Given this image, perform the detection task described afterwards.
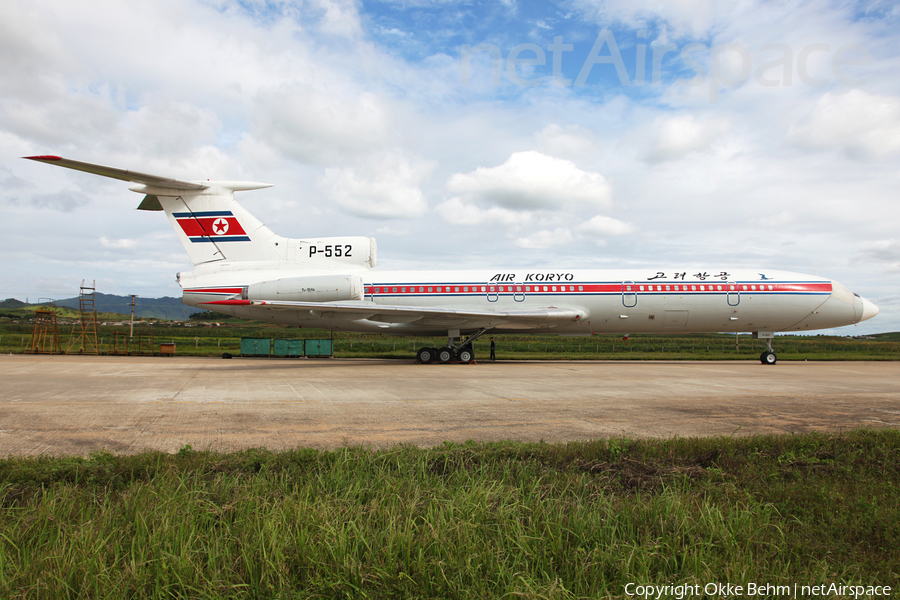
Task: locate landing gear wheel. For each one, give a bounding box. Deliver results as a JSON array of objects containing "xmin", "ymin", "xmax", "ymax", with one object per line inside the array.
[
  {"xmin": 457, "ymin": 346, "xmax": 475, "ymax": 364},
  {"xmin": 417, "ymin": 347, "xmax": 436, "ymax": 364},
  {"xmin": 437, "ymin": 347, "xmax": 454, "ymax": 363},
  {"xmin": 760, "ymin": 351, "xmax": 777, "ymax": 365}
]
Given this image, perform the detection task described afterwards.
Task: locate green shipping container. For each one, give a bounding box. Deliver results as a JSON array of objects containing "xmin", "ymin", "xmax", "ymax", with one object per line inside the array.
[
  {"xmin": 305, "ymin": 339, "xmax": 333, "ymax": 357},
  {"xmin": 240, "ymin": 338, "xmax": 271, "ymax": 356},
  {"xmin": 273, "ymin": 339, "xmax": 305, "ymax": 357}
]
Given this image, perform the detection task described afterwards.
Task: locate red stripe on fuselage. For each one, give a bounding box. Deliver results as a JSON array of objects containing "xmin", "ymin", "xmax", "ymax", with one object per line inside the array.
[
  {"xmin": 200, "ymin": 299, "xmax": 252, "ymax": 305},
  {"xmin": 185, "ymin": 288, "xmax": 244, "ymax": 294},
  {"xmin": 362, "ymin": 282, "xmax": 833, "ymax": 295}
]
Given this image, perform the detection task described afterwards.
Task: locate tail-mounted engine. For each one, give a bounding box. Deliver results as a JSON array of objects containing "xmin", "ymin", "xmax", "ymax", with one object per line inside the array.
[{"xmin": 243, "ymin": 275, "xmax": 364, "ymax": 303}]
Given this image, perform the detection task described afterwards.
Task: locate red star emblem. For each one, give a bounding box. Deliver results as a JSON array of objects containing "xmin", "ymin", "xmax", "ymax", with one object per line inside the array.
[{"xmin": 212, "ymin": 218, "xmax": 229, "ymax": 235}]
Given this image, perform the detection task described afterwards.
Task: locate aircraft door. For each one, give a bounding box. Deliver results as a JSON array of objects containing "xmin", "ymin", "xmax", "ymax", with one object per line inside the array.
[
  {"xmin": 514, "ymin": 282, "xmax": 525, "ymax": 302},
  {"xmin": 726, "ymin": 280, "xmax": 740, "ymax": 306},
  {"xmin": 486, "ymin": 283, "xmax": 498, "ymax": 302},
  {"xmin": 622, "ymin": 281, "xmax": 637, "ymax": 307}
]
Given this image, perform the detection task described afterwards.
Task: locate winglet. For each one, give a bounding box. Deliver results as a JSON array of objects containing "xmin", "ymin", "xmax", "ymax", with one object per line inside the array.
[{"xmin": 24, "ymin": 155, "xmax": 63, "ymax": 161}]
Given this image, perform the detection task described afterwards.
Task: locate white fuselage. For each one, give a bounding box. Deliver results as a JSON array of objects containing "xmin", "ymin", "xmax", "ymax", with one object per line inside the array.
[
  {"xmin": 180, "ymin": 263, "xmax": 872, "ymax": 337},
  {"xmin": 23, "ymin": 156, "xmax": 878, "ymax": 343}
]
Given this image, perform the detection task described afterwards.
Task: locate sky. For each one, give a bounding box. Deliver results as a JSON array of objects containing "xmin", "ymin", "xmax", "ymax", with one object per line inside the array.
[{"xmin": 1, "ymin": 0, "xmax": 897, "ymax": 335}]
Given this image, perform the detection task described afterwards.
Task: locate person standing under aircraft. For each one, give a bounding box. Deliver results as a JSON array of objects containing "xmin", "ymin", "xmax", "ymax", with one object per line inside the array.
[{"xmin": 490, "ymin": 337, "xmax": 496, "ymax": 361}]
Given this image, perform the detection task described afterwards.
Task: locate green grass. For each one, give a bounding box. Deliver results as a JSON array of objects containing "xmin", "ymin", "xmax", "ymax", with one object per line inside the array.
[
  {"xmin": 1, "ymin": 430, "xmax": 898, "ymax": 598},
  {"xmin": 2, "ymin": 319, "xmax": 898, "ymax": 360}
]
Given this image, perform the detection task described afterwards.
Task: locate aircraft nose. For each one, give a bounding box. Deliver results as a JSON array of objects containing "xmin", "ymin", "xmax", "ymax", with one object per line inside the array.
[{"xmin": 860, "ymin": 297, "xmax": 879, "ymax": 322}]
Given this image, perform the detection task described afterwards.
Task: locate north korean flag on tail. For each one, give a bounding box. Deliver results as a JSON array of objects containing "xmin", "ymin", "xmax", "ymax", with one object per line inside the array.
[{"xmin": 173, "ymin": 211, "xmax": 251, "ymax": 243}]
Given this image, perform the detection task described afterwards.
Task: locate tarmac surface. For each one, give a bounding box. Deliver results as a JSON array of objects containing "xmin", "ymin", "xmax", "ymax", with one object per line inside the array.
[{"xmin": 1, "ymin": 355, "xmax": 898, "ymax": 456}]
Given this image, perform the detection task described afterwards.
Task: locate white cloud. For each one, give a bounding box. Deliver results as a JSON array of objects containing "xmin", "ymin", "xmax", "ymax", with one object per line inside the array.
[
  {"xmin": 318, "ymin": 152, "xmax": 433, "ymax": 219},
  {"xmin": 515, "ymin": 228, "xmax": 574, "ymax": 249},
  {"xmin": 788, "ymin": 90, "xmax": 900, "ymax": 159},
  {"xmin": 99, "ymin": 237, "xmax": 138, "ymax": 250},
  {"xmin": 376, "ymin": 226, "xmax": 410, "ymax": 236},
  {"xmin": 256, "ymin": 87, "xmax": 392, "ymax": 165},
  {"xmin": 446, "ymin": 151, "xmax": 613, "ymax": 210},
  {"xmin": 572, "ymin": 0, "xmax": 730, "ymax": 39},
  {"xmin": 856, "ymin": 239, "xmax": 900, "ymax": 272},
  {"xmin": 309, "ymin": 0, "xmax": 364, "ymax": 38},
  {"xmin": 645, "ymin": 115, "xmax": 732, "ymax": 162},
  {"xmin": 756, "ymin": 211, "xmax": 797, "ymax": 228},
  {"xmin": 0, "ymin": 164, "xmax": 31, "ymax": 190},
  {"xmin": 434, "ymin": 197, "xmax": 534, "ymax": 227},
  {"xmin": 10, "ymin": 190, "xmax": 90, "ymax": 212},
  {"xmin": 534, "ymin": 124, "xmax": 599, "ymax": 162},
  {"xmin": 123, "ymin": 103, "xmax": 222, "ymax": 158},
  {"xmin": 577, "ymin": 215, "xmax": 636, "ymax": 237}
]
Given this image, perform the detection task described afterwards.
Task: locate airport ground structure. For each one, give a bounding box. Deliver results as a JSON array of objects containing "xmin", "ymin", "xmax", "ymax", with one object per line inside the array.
[
  {"xmin": 2, "ymin": 318, "xmax": 899, "ymax": 361},
  {"xmin": 1, "ymin": 355, "xmax": 897, "ymax": 456}
]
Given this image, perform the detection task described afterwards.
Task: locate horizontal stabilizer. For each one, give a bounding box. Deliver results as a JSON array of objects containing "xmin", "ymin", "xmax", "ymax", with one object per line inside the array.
[
  {"xmin": 25, "ymin": 154, "xmax": 281, "ymax": 265},
  {"xmin": 24, "ymin": 155, "xmax": 209, "ymax": 190}
]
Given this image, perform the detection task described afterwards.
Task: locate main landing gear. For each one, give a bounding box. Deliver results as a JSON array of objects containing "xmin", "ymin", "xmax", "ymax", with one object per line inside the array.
[
  {"xmin": 759, "ymin": 338, "xmax": 777, "ymax": 365},
  {"xmin": 416, "ymin": 328, "xmax": 489, "ymax": 364}
]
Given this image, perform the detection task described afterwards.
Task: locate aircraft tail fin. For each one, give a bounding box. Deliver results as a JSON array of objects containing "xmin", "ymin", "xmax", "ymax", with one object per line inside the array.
[{"xmin": 24, "ymin": 156, "xmax": 283, "ymax": 266}]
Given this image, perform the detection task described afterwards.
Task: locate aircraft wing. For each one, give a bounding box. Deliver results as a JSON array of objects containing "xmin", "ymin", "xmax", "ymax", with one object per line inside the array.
[
  {"xmin": 23, "ymin": 155, "xmax": 209, "ymax": 190},
  {"xmin": 204, "ymin": 298, "xmax": 586, "ymax": 329}
]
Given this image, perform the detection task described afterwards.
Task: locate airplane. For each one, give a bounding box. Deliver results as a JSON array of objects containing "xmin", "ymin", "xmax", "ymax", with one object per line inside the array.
[{"xmin": 24, "ymin": 155, "xmax": 879, "ymax": 365}]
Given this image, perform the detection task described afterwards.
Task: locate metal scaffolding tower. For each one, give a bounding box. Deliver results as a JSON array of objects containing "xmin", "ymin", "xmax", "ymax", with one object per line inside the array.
[
  {"xmin": 27, "ymin": 306, "xmax": 62, "ymax": 354},
  {"xmin": 66, "ymin": 280, "xmax": 100, "ymax": 355},
  {"xmin": 107, "ymin": 331, "xmax": 129, "ymax": 355}
]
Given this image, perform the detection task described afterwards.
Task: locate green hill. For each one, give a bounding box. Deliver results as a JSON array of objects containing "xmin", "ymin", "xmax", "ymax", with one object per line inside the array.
[
  {"xmin": 0, "ymin": 298, "xmax": 28, "ymax": 309},
  {"xmin": 51, "ymin": 293, "xmax": 203, "ymax": 321},
  {"xmin": 3, "ymin": 294, "xmax": 203, "ymax": 321}
]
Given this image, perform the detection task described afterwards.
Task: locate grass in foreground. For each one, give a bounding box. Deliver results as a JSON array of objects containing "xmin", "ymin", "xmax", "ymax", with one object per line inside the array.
[
  {"xmin": 3, "ymin": 322, "xmax": 899, "ymax": 361},
  {"xmin": 1, "ymin": 430, "xmax": 898, "ymax": 598}
]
